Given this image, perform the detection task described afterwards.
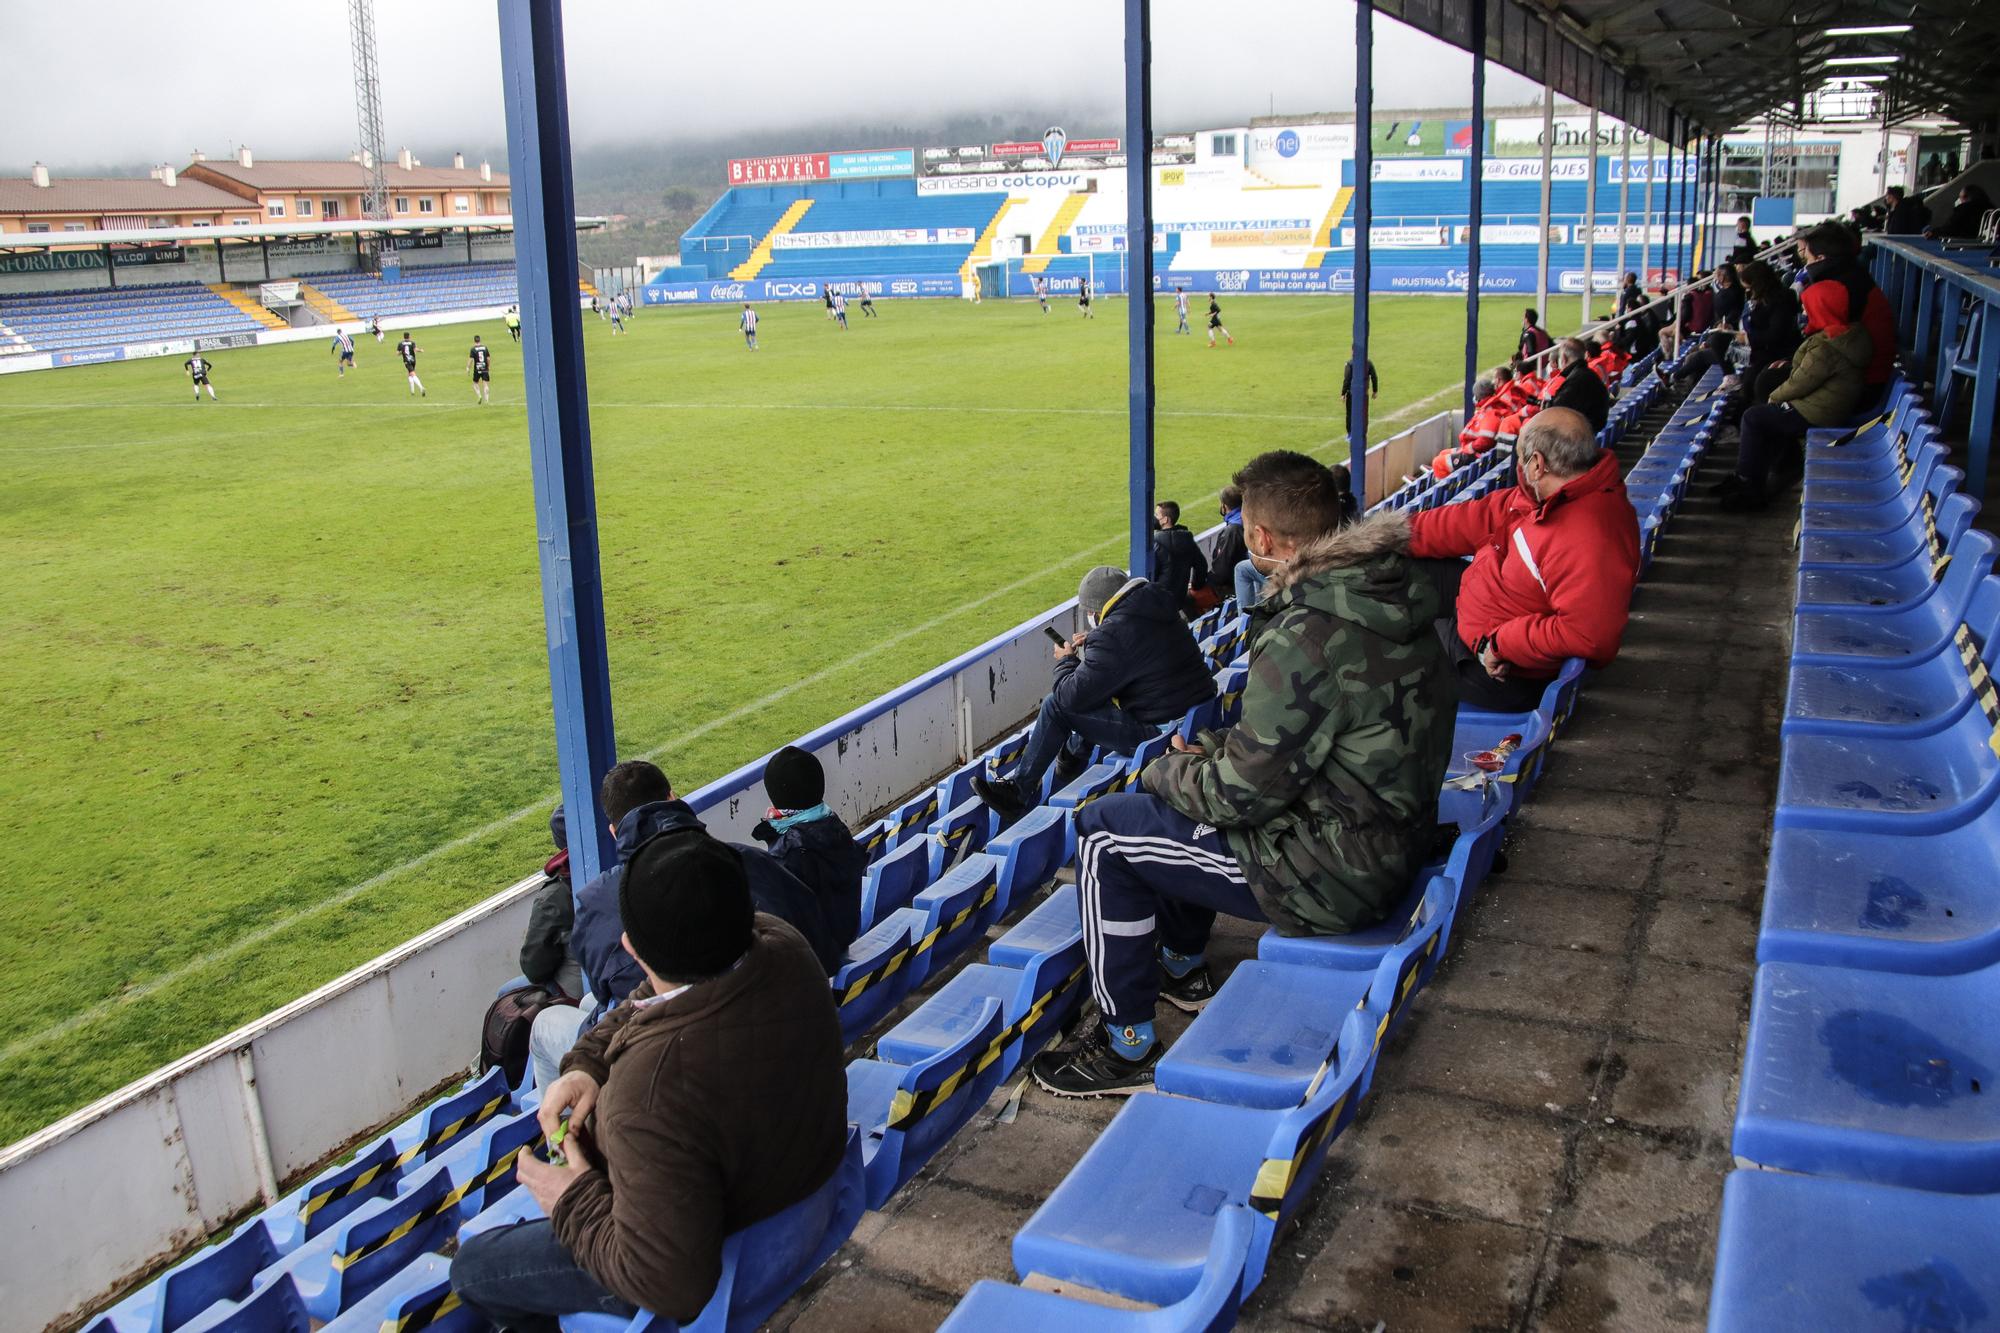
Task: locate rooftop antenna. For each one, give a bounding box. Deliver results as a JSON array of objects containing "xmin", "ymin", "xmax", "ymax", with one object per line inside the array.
[{"xmin": 348, "ymin": 0, "xmax": 392, "ymax": 270}]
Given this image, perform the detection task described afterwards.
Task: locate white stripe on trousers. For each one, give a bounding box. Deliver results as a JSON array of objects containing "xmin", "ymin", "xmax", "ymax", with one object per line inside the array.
[{"xmin": 1079, "ymin": 829, "xmax": 1249, "ymax": 1016}]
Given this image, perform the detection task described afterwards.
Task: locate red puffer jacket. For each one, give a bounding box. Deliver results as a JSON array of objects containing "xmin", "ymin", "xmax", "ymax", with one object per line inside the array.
[{"xmin": 1407, "ymin": 449, "xmax": 1640, "ymax": 676}]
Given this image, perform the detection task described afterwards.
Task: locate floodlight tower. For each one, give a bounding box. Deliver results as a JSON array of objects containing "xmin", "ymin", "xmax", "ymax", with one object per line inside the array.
[{"xmin": 349, "ymin": 0, "xmax": 393, "ymax": 269}]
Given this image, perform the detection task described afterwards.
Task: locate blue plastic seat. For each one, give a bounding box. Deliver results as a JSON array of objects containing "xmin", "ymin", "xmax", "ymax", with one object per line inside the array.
[
  {"xmin": 848, "ymin": 998, "xmax": 1007, "ymax": 1208},
  {"xmin": 1803, "ymin": 414, "xmax": 1933, "ymax": 482},
  {"xmin": 859, "ymin": 835, "xmax": 934, "ymax": 931},
  {"xmin": 1708, "ymin": 1171, "xmax": 2000, "ymax": 1333},
  {"xmin": 989, "ymin": 883, "xmax": 1082, "ymax": 966},
  {"xmin": 1775, "ymin": 703, "xmax": 2000, "ymax": 835},
  {"xmin": 1049, "ymin": 761, "xmax": 1131, "ymax": 813},
  {"xmin": 1801, "ymin": 440, "xmax": 1946, "ymax": 508},
  {"xmin": 940, "ymin": 1205, "xmax": 1253, "ymax": 1332},
  {"xmin": 985, "ymin": 804, "xmax": 1070, "ymax": 915},
  {"xmin": 1797, "ymin": 457, "xmax": 1957, "ymax": 539},
  {"xmin": 1448, "ymin": 708, "xmax": 1554, "ymax": 796},
  {"xmin": 1734, "ymin": 959, "xmax": 2000, "ymax": 1193},
  {"xmin": 906, "ymin": 854, "xmax": 1001, "ymax": 985},
  {"xmin": 927, "ymin": 796, "xmax": 996, "ymax": 878},
  {"xmin": 1795, "ymin": 500, "xmax": 1976, "ymax": 611},
  {"xmin": 1784, "ymin": 580, "xmax": 2000, "ymax": 739},
  {"xmin": 170, "ymin": 1279, "xmax": 311, "ymax": 1333},
  {"xmin": 1790, "ymin": 532, "xmax": 1995, "ymax": 667},
  {"xmin": 855, "ymin": 817, "xmax": 894, "ymax": 865},
  {"xmin": 1798, "ymin": 491, "xmax": 1974, "ymax": 573},
  {"xmin": 889, "ymin": 788, "xmax": 941, "ymax": 849},
  {"xmin": 831, "ymin": 908, "xmax": 922, "ymax": 1043},
  {"xmin": 1155, "ymin": 960, "xmax": 1373, "ymax": 1109},
  {"xmin": 310, "ymin": 1256, "xmax": 475, "ymax": 1333},
  {"xmin": 1011, "ymin": 1009, "xmax": 1372, "ymax": 1305}
]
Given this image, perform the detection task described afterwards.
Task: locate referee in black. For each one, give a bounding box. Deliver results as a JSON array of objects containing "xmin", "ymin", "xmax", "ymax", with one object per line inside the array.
[{"xmin": 1341, "ymin": 344, "xmax": 1378, "ymax": 418}]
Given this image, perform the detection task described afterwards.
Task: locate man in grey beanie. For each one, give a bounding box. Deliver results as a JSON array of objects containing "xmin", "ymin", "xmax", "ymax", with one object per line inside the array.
[{"xmin": 972, "ymin": 564, "xmax": 1217, "ymax": 818}]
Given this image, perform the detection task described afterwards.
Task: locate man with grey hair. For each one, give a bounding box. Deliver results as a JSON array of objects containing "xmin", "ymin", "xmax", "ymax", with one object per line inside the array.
[
  {"xmin": 1408, "ymin": 407, "xmax": 1639, "ymax": 711},
  {"xmin": 1547, "ymin": 337, "xmax": 1611, "ymax": 431},
  {"xmin": 972, "ymin": 565, "xmax": 1217, "ymax": 818}
]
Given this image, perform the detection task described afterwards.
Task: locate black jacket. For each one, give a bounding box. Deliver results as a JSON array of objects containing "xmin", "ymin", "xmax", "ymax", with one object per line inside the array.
[
  {"xmin": 1054, "ymin": 578, "xmax": 1217, "ymax": 725},
  {"xmin": 1207, "ymin": 521, "xmax": 1248, "ymax": 599},
  {"xmin": 1936, "ymin": 191, "xmax": 1993, "ymax": 239},
  {"xmin": 752, "ymin": 812, "xmax": 866, "ymax": 950},
  {"xmin": 1150, "ymin": 524, "xmax": 1209, "ymax": 605},
  {"xmin": 1885, "ymin": 196, "xmax": 1930, "ymax": 236},
  {"xmin": 1341, "ymin": 359, "xmax": 1378, "ymax": 398},
  {"xmin": 1710, "ymin": 284, "xmax": 1744, "ymax": 330},
  {"xmin": 1550, "ymin": 365, "xmax": 1611, "ymax": 431},
  {"xmin": 1744, "ymin": 291, "xmax": 1802, "ymax": 373},
  {"xmin": 571, "ymin": 800, "xmax": 840, "ymax": 1018}
]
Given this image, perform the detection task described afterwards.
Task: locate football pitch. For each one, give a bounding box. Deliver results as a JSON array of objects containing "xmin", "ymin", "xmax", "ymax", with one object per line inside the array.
[{"xmin": 0, "ymin": 293, "xmax": 1522, "ymax": 1134}]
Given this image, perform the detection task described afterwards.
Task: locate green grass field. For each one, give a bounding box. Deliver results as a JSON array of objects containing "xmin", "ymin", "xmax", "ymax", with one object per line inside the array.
[{"xmin": 0, "ymin": 293, "xmax": 1521, "ymax": 1136}]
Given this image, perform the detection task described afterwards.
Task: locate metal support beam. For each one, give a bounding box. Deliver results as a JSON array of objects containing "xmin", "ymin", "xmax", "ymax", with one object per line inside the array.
[
  {"xmin": 1123, "ymin": 0, "xmax": 1156, "ymax": 577},
  {"xmin": 1464, "ymin": 1, "xmax": 1487, "ymax": 418},
  {"xmin": 1642, "ymin": 130, "xmax": 1657, "ymax": 288},
  {"xmin": 1615, "ymin": 122, "xmax": 1630, "ymax": 293},
  {"xmin": 497, "ymin": 0, "xmax": 620, "ymax": 888},
  {"xmin": 1349, "ymin": 0, "xmax": 1374, "ymax": 503},
  {"xmin": 1664, "ymin": 115, "xmax": 1680, "ymax": 283},
  {"xmin": 1581, "ymin": 99, "xmax": 1600, "ymax": 325},
  {"xmin": 1535, "ymin": 27, "xmax": 1555, "ymax": 320}
]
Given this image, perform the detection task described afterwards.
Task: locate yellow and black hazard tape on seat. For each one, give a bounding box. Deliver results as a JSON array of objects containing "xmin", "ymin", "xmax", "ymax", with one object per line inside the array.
[
  {"xmin": 1825, "ymin": 410, "xmax": 1895, "ymax": 450},
  {"xmin": 885, "ymin": 963, "xmax": 1086, "ymax": 1133},
  {"xmin": 1955, "ymin": 623, "xmax": 2000, "ymax": 758},
  {"xmin": 911, "ymin": 882, "xmax": 1000, "ymax": 960},
  {"xmin": 383, "ymin": 1284, "xmax": 462, "ymax": 1333},
  {"xmin": 301, "ymin": 1093, "xmax": 508, "ymax": 1224},
  {"xmin": 898, "ymin": 795, "xmax": 939, "ymax": 838},
  {"xmin": 840, "ymin": 938, "xmax": 916, "ymax": 1008},
  {"xmin": 861, "ymin": 824, "xmax": 893, "ymax": 859},
  {"xmin": 334, "ymin": 1135, "xmax": 541, "ymax": 1272},
  {"xmin": 1247, "ymin": 1084, "xmax": 1356, "ymax": 1219}
]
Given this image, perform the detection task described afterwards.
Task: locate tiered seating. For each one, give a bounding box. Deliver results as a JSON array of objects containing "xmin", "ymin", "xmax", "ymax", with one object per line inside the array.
[
  {"xmin": 302, "ymin": 262, "xmax": 521, "ymax": 321},
  {"xmin": 0, "ymin": 282, "xmax": 264, "ymax": 355},
  {"xmin": 758, "ymin": 192, "xmax": 1009, "ymax": 280},
  {"xmin": 1711, "ymin": 367, "xmax": 2000, "ymax": 1329}
]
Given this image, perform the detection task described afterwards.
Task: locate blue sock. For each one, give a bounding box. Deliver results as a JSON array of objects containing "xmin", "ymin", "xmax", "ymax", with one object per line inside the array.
[
  {"xmin": 1161, "ymin": 947, "xmax": 1205, "ymax": 979},
  {"xmin": 1106, "ymin": 1020, "xmax": 1156, "ymax": 1058}
]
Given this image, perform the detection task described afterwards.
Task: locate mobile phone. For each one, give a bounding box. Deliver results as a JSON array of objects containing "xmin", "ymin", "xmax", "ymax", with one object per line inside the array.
[{"xmin": 1043, "ymin": 626, "xmax": 1067, "ymax": 646}]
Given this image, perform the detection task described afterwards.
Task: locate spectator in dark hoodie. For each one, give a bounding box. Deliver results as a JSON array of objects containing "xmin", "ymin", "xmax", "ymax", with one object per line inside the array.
[
  {"xmin": 1883, "ymin": 186, "xmax": 1930, "ymax": 236},
  {"xmin": 1149, "ymin": 500, "xmax": 1210, "ymax": 616},
  {"xmin": 750, "ymin": 745, "xmax": 864, "ymax": 948},
  {"xmin": 972, "ymin": 565, "xmax": 1217, "ymax": 818},
  {"xmin": 531, "ymin": 761, "xmax": 840, "ymax": 1087},
  {"xmin": 519, "ymin": 809, "xmax": 581, "ymax": 998},
  {"xmin": 1207, "ymin": 484, "xmax": 1250, "ymax": 607},
  {"xmin": 1797, "ymin": 222, "xmax": 1896, "ymax": 403}
]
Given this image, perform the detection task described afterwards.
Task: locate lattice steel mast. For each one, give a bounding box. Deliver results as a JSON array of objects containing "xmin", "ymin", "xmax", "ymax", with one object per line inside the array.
[{"xmin": 349, "ymin": 0, "xmax": 392, "ymax": 269}]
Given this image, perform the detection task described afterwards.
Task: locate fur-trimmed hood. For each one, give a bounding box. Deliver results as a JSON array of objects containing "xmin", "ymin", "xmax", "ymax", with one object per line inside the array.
[{"xmin": 1264, "ymin": 509, "xmax": 1412, "ymax": 596}]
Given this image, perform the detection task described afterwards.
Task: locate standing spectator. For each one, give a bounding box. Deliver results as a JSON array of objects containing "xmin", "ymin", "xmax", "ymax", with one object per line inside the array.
[
  {"xmin": 1883, "ymin": 186, "xmax": 1930, "ymax": 236},
  {"xmin": 452, "ymin": 830, "xmax": 847, "ymax": 1332},
  {"xmin": 1408, "ymin": 408, "xmax": 1639, "ymax": 710},
  {"xmin": 750, "ymin": 745, "xmax": 865, "ymax": 949},
  {"xmin": 1206, "ymin": 485, "xmax": 1249, "ymax": 607},
  {"xmin": 1518, "ymin": 308, "xmax": 1553, "ymax": 361},
  {"xmin": 1341, "ymin": 345, "xmax": 1378, "ymax": 420},
  {"xmin": 1727, "ymin": 215, "xmax": 1758, "ymax": 264},
  {"xmin": 1616, "ymin": 272, "xmax": 1646, "ymax": 317},
  {"xmin": 971, "ymin": 566, "xmax": 1216, "ymax": 818},
  {"xmin": 1720, "ymin": 283, "xmax": 1873, "ymax": 511},
  {"xmin": 1150, "ymin": 500, "xmax": 1210, "ymax": 615},
  {"xmin": 1028, "ymin": 453, "xmax": 1453, "ymax": 1096}
]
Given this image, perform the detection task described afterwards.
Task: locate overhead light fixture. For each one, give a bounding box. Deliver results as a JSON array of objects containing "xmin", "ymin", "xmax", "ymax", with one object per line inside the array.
[
  {"xmin": 1824, "ymin": 23, "xmax": 1911, "ymax": 36},
  {"xmin": 1826, "ymin": 54, "xmax": 1899, "ymax": 64},
  {"xmin": 1825, "ymin": 73, "xmax": 1889, "ymax": 82}
]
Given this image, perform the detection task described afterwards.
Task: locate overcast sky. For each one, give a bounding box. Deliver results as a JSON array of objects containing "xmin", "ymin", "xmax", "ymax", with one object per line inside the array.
[{"xmin": 4, "ymin": 1, "xmax": 1548, "ymax": 171}]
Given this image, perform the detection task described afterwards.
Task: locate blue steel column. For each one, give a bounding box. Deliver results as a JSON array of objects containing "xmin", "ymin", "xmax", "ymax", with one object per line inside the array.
[
  {"xmin": 1463, "ymin": 0, "xmax": 1487, "ymax": 418},
  {"xmin": 1663, "ymin": 117, "xmax": 1679, "ymax": 283},
  {"xmin": 1349, "ymin": 0, "xmax": 1374, "ymax": 504},
  {"xmin": 497, "ymin": 0, "xmax": 620, "ymax": 887},
  {"xmin": 1123, "ymin": 0, "xmax": 1156, "ymax": 578}
]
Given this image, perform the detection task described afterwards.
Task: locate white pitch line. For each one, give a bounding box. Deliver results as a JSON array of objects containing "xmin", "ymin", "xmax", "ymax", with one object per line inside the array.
[{"xmin": 0, "ymin": 383, "xmax": 1459, "ymax": 1062}]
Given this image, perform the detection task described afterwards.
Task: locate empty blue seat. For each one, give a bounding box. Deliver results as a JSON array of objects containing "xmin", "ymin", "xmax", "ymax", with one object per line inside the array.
[
  {"xmin": 1049, "ymin": 762, "xmax": 1130, "ymax": 812},
  {"xmin": 170, "ymin": 1279, "xmax": 311, "ymax": 1333},
  {"xmin": 310, "ymin": 1256, "xmax": 475, "ymax": 1333},
  {"xmin": 989, "ymin": 883, "xmax": 1083, "ymax": 968},
  {"xmin": 1790, "ymin": 532, "xmax": 1995, "ymax": 667},
  {"xmin": 1775, "ymin": 703, "xmax": 2000, "ymax": 836},
  {"xmin": 1735, "ymin": 958, "xmax": 2000, "ymax": 1193},
  {"xmin": 1798, "ymin": 491, "xmax": 1973, "ymax": 573},
  {"xmin": 1011, "ymin": 1010, "xmax": 1372, "ymax": 1305},
  {"xmin": 1785, "ymin": 580, "xmax": 2000, "ymax": 740},
  {"xmin": 1797, "ymin": 457, "xmax": 1957, "ymax": 540},
  {"xmin": 928, "ymin": 795, "xmax": 996, "ymax": 879},
  {"xmin": 1708, "ymin": 1171, "xmax": 2000, "ymax": 1333},
  {"xmin": 1155, "ymin": 961, "xmax": 1372, "ymax": 1109},
  {"xmin": 1801, "ymin": 440, "xmax": 1947, "ymax": 508},
  {"xmin": 859, "ymin": 835, "xmax": 933, "ymax": 931},
  {"xmin": 856, "ymin": 817, "xmax": 894, "ymax": 864},
  {"xmin": 831, "ymin": 908, "xmax": 923, "ymax": 1043},
  {"xmin": 985, "ymin": 804, "xmax": 1070, "ymax": 916},
  {"xmin": 906, "ymin": 854, "xmax": 1001, "ymax": 985},
  {"xmin": 889, "ymin": 788, "xmax": 941, "ymax": 849},
  {"xmin": 847, "ymin": 998, "xmax": 1007, "ymax": 1208},
  {"xmin": 940, "ymin": 1204, "xmax": 1254, "ymax": 1331}
]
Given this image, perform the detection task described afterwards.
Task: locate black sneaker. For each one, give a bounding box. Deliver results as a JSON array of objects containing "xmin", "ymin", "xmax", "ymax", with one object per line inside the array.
[
  {"xmin": 1031, "ymin": 1026, "xmax": 1161, "ymax": 1098},
  {"xmin": 971, "ymin": 774, "xmax": 1031, "ymax": 819},
  {"xmin": 1160, "ymin": 962, "xmax": 1217, "ymax": 1013}
]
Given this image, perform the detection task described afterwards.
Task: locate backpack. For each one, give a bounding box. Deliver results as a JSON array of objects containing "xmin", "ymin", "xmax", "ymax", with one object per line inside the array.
[{"xmin": 479, "ymin": 984, "xmax": 577, "ymax": 1088}]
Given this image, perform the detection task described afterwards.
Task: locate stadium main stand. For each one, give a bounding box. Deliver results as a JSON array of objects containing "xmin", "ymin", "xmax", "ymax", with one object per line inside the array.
[
  {"xmin": 301, "ymin": 261, "xmax": 525, "ymax": 323},
  {"xmin": 0, "ymin": 282, "xmax": 269, "ymax": 355}
]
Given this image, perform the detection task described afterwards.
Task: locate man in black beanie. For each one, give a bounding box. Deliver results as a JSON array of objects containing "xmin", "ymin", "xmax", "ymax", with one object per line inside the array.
[
  {"xmin": 751, "ymin": 745, "xmax": 866, "ymax": 948},
  {"xmin": 453, "ymin": 828, "xmax": 847, "ymax": 1331}
]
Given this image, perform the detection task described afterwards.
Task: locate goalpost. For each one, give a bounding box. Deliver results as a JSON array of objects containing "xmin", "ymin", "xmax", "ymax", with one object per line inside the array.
[{"xmin": 997, "ymin": 249, "xmax": 1127, "ymax": 299}]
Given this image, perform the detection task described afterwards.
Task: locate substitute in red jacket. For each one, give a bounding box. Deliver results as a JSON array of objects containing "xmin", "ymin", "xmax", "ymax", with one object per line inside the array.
[{"xmin": 1408, "ymin": 407, "xmax": 1640, "ymax": 711}]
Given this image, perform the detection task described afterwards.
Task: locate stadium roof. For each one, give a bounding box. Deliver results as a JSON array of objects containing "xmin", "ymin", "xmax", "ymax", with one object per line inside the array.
[
  {"xmin": 186, "ymin": 158, "xmax": 509, "ymax": 192},
  {"xmin": 0, "ymin": 175, "xmax": 245, "ymax": 216},
  {"xmin": 1378, "ymin": 0, "xmax": 1998, "ymax": 140},
  {"xmin": 0, "ymin": 214, "xmax": 607, "ymax": 251}
]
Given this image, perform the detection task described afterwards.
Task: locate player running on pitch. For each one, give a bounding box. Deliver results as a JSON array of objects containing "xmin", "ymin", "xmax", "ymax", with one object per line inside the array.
[
  {"xmin": 1174, "ymin": 287, "xmax": 1191, "ymax": 334},
  {"xmin": 832, "ymin": 289, "xmax": 849, "ymax": 331},
  {"xmin": 740, "ymin": 302, "xmax": 759, "ymax": 350},
  {"xmin": 1035, "ymin": 275, "xmax": 1050, "ymax": 313},
  {"xmin": 397, "ymin": 333, "xmax": 427, "ymax": 396},
  {"xmin": 467, "ymin": 334, "xmax": 493, "ymax": 404},
  {"xmin": 1078, "ymin": 275, "xmax": 1094, "ymax": 319},
  {"xmin": 1206, "ymin": 293, "xmax": 1234, "ymax": 347},
  {"xmin": 183, "ymin": 348, "xmax": 218, "ymax": 402},
  {"xmin": 330, "ymin": 327, "xmax": 357, "ymax": 376},
  {"xmin": 859, "ymin": 288, "xmax": 877, "ymax": 318},
  {"xmin": 504, "ymin": 306, "xmax": 521, "ymax": 341},
  {"xmin": 609, "ymin": 299, "xmax": 625, "ymax": 335},
  {"xmin": 369, "ymin": 314, "xmax": 384, "ymax": 343}
]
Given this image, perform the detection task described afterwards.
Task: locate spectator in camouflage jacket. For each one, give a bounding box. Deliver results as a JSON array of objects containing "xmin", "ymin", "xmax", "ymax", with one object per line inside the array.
[{"xmin": 1030, "ymin": 450, "xmax": 1454, "ymax": 1100}]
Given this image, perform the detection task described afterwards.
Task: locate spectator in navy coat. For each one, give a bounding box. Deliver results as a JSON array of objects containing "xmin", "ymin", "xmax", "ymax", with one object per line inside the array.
[{"xmin": 750, "ymin": 746, "xmax": 865, "ymax": 949}]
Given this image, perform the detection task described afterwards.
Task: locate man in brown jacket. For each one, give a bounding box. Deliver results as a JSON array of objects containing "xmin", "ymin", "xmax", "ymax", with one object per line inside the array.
[{"xmin": 451, "ymin": 827, "xmax": 848, "ymax": 1331}]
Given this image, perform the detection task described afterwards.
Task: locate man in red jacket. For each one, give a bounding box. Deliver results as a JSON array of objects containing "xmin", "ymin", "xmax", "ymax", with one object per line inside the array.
[{"xmin": 1408, "ymin": 407, "xmax": 1640, "ymax": 711}]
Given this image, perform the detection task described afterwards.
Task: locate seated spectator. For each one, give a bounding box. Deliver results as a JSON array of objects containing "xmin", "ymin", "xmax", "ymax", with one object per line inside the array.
[
  {"xmin": 1727, "ymin": 215, "xmax": 1758, "ymax": 264},
  {"xmin": 972, "ymin": 565, "xmax": 1216, "ymax": 818},
  {"xmin": 1408, "ymin": 408, "xmax": 1639, "ymax": 711},
  {"xmin": 1732, "ymin": 260, "xmax": 1802, "ymax": 406},
  {"xmin": 1208, "ymin": 484, "xmax": 1250, "ymax": 608},
  {"xmin": 1587, "ymin": 337, "xmax": 1630, "ymax": 386},
  {"xmin": 1547, "ymin": 338, "xmax": 1611, "ymax": 431},
  {"xmin": 1709, "ymin": 264, "xmax": 1744, "ymax": 330},
  {"xmin": 750, "ymin": 745, "xmax": 865, "ymax": 948},
  {"xmin": 1149, "ymin": 500, "xmax": 1210, "ymax": 616},
  {"xmin": 1507, "ymin": 356, "xmax": 1546, "ymax": 414},
  {"xmin": 452, "ymin": 829, "xmax": 847, "ymax": 1332},
  {"xmin": 1029, "ymin": 451, "xmax": 1452, "ymax": 1096},
  {"xmin": 1518, "ymin": 307, "xmax": 1553, "ymax": 361},
  {"xmin": 1883, "ymin": 185, "xmax": 1930, "ymax": 236},
  {"xmin": 1927, "ymin": 183, "xmax": 1994, "ymax": 240},
  {"xmin": 521, "ymin": 809, "xmax": 582, "ymax": 998},
  {"xmin": 1432, "ymin": 376, "xmax": 1514, "ymax": 478},
  {"xmin": 534, "ymin": 762, "xmax": 840, "ymax": 1088},
  {"xmin": 1720, "ymin": 283, "xmax": 1873, "ymax": 512},
  {"xmin": 1797, "ymin": 221, "xmax": 1896, "ymax": 401}
]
